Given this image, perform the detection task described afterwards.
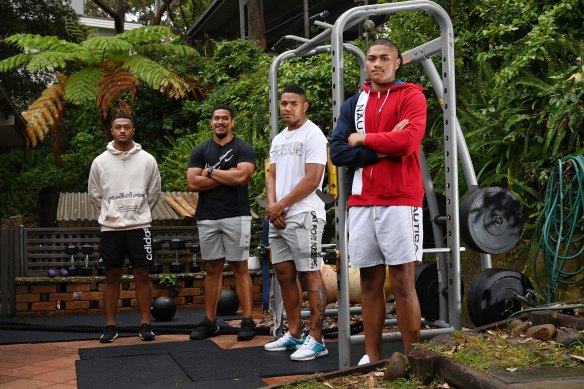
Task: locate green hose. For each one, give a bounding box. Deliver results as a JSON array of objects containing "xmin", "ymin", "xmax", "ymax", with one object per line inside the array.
[{"xmin": 532, "ymin": 155, "xmax": 584, "ymax": 303}]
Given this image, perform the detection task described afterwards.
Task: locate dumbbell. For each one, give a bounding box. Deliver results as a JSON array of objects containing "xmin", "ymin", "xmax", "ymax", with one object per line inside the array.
[
  {"xmin": 149, "ymin": 238, "xmax": 164, "ymax": 274},
  {"xmin": 65, "ymin": 244, "xmax": 79, "ymax": 276},
  {"xmin": 169, "ymin": 238, "xmax": 185, "ymax": 273},
  {"xmin": 79, "ymin": 244, "xmax": 94, "ymax": 276},
  {"xmin": 189, "ymin": 242, "xmax": 201, "ymax": 273}
]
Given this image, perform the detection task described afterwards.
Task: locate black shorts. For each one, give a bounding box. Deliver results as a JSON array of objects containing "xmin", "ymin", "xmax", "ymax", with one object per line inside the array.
[{"xmin": 99, "ymin": 228, "xmax": 153, "ymax": 269}]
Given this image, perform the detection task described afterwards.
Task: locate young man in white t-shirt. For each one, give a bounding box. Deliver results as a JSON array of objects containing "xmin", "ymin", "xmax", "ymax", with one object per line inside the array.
[{"xmin": 264, "ymin": 85, "xmax": 329, "ymax": 361}]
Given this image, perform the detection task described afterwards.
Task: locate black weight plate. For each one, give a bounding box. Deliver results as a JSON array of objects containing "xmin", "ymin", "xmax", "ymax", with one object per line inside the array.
[
  {"xmin": 422, "ymin": 192, "xmax": 447, "ymax": 249},
  {"xmin": 467, "ymin": 268, "xmax": 502, "ymax": 326},
  {"xmin": 460, "ymin": 187, "xmax": 524, "ymax": 254},
  {"xmin": 415, "ymin": 262, "xmax": 438, "ymax": 320},
  {"xmin": 472, "ymin": 269, "xmax": 533, "ymax": 326},
  {"xmin": 416, "ymin": 261, "xmax": 464, "ymax": 321}
]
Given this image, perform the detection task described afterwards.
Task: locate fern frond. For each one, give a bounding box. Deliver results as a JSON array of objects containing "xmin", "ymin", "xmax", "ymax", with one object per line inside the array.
[
  {"xmin": 122, "ymin": 55, "xmax": 190, "ymax": 99},
  {"xmin": 22, "ymin": 81, "xmax": 67, "ymax": 147},
  {"xmin": 65, "ymin": 67, "xmax": 103, "ymax": 103},
  {"xmin": 81, "ymin": 37, "xmax": 133, "ymax": 54},
  {"xmin": 26, "ymin": 52, "xmax": 78, "ymax": 72},
  {"xmin": 65, "ymin": 17, "xmax": 88, "ymax": 43},
  {"xmin": 0, "ymin": 53, "xmax": 34, "ymax": 72},
  {"xmin": 116, "ymin": 26, "xmax": 177, "ymax": 44},
  {"xmin": 4, "ymin": 34, "xmax": 79, "ymax": 52},
  {"xmin": 136, "ymin": 43, "xmax": 198, "ymax": 57},
  {"xmin": 96, "ymin": 65, "xmax": 141, "ymax": 118}
]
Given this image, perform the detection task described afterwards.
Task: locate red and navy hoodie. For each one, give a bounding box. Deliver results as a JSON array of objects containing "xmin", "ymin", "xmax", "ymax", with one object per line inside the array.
[{"xmin": 330, "ymin": 81, "xmax": 427, "ymax": 207}]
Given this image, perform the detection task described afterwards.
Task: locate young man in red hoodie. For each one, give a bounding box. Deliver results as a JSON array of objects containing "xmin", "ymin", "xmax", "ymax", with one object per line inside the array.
[{"xmin": 330, "ymin": 38, "xmax": 426, "ymax": 364}]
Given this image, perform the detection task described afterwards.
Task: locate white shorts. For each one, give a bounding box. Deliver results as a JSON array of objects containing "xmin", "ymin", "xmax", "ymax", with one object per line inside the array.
[
  {"xmin": 197, "ymin": 216, "xmax": 251, "ymax": 261},
  {"xmin": 348, "ymin": 206, "xmax": 423, "ymax": 268},
  {"xmin": 269, "ymin": 211, "xmax": 325, "ymax": 272}
]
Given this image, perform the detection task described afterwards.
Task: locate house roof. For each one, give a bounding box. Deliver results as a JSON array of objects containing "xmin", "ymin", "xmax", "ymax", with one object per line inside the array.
[
  {"xmin": 56, "ymin": 192, "xmax": 198, "ymax": 227},
  {"xmin": 187, "ymin": 0, "xmax": 379, "ymax": 51}
]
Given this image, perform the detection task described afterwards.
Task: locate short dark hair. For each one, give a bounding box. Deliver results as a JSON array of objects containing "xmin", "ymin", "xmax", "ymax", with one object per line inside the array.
[
  {"xmin": 110, "ymin": 113, "xmax": 134, "ymax": 127},
  {"xmin": 368, "ymin": 38, "xmax": 402, "ymax": 74},
  {"xmin": 281, "ymin": 84, "xmax": 306, "ymax": 99},
  {"xmin": 212, "ymin": 104, "xmax": 234, "ymax": 119}
]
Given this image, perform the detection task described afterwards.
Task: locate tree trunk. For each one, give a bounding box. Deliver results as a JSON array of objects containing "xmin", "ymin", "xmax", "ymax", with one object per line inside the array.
[{"xmin": 91, "ymin": 0, "xmax": 129, "ymax": 34}]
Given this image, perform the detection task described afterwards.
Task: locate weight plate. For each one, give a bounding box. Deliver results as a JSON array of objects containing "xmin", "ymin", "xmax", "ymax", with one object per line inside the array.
[
  {"xmin": 468, "ymin": 269, "xmax": 533, "ymax": 327},
  {"xmin": 460, "ymin": 187, "xmax": 524, "ymax": 254},
  {"xmin": 423, "ymin": 192, "xmax": 446, "ymax": 249},
  {"xmin": 416, "ymin": 261, "xmax": 464, "ymax": 321},
  {"xmin": 467, "ymin": 268, "xmax": 500, "ymax": 326}
]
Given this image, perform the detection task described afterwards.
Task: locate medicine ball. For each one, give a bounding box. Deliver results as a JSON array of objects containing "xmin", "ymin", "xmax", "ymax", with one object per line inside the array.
[
  {"xmin": 216, "ymin": 289, "xmax": 239, "ymax": 316},
  {"xmin": 151, "ymin": 296, "xmax": 176, "ymax": 321}
]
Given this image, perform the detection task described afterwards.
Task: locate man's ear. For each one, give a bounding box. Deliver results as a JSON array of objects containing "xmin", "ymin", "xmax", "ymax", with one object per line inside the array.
[{"xmin": 303, "ymin": 101, "xmax": 309, "ymax": 113}]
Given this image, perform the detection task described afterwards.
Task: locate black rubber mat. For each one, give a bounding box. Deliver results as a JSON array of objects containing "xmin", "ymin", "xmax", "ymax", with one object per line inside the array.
[
  {"xmin": 0, "ymin": 308, "xmax": 242, "ymax": 344},
  {"xmin": 76, "ymin": 354, "xmax": 192, "ymax": 389},
  {"xmin": 76, "ymin": 338, "xmax": 402, "ymax": 388}
]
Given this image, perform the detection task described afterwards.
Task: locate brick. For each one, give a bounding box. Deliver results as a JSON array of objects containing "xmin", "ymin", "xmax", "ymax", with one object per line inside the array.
[
  {"xmin": 15, "ymin": 303, "xmax": 28, "ymax": 312},
  {"xmin": 179, "ymin": 287, "xmax": 201, "ymax": 297},
  {"xmin": 119, "ymin": 290, "xmax": 136, "ymax": 299},
  {"xmin": 67, "ymin": 300, "xmax": 89, "ymax": 310},
  {"xmin": 83, "ymin": 292, "xmax": 103, "ymax": 301},
  {"xmin": 66, "ymin": 284, "xmax": 91, "ymax": 292},
  {"xmin": 252, "ymin": 285, "xmax": 260, "ymax": 293},
  {"xmin": 50, "ymin": 293, "xmax": 73, "ymax": 301},
  {"xmin": 31, "ymin": 285, "xmax": 57, "ymax": 293},
  {"xmin": 31, "ymin": 302, "xmax": 58, "ymax": 311},
  {"xmin": 173, "ymin": 297, "xmax": 185, "ymax": 305},
  {"xmin": 194, "ymin": 280, "xmax": 204, "ymax": 288},
  {"xmin": 253, "ymin": 294, "xmax": 262, "ymax": 301},
  {"xmin": 16, "ymin": 285, "xmax": 29, "ymax": 294},
  {"xmin": 15, "ymin": 294, "xmax": 40, "ymax": 303},
  {"xmin": 223, "ymin": 278, "xmax": 235, "ymax": 286},
  {"xmin": 194, "ymin": 296, "xmax": 204, "ymax": 305}
]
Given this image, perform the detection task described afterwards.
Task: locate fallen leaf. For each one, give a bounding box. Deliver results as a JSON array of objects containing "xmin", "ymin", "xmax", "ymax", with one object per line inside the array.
[
  {"xmin": 323, "ymin": 382, "xmax": 334, "ymax": 388},
  {"xmin": 506, "ymin": 367, "xmax": 518, "ymax": 372},
  {"xmin": 569, "ymin": 354, "xmax": 584, "ymax": 362}
]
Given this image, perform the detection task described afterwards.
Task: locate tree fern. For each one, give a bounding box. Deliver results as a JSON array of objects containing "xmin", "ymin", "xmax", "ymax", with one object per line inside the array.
[
  {"xmin": 81, "ymin": 37, "xmax": 133, "ymax": 54},
  {"xmin": 136, "ymin": 43, "xmax": 198, "ymax": 57},
  {"xmin": 26, "ymin": 52, "xmax": 76, "ymax": 72},
  {"xmin": 97, "ymin": 66, "xmax": 140, "ymax": 117},
  {"xmin": 65, "ymin": 68, "xmax": 103, "ymax": 103},
  {"xmin": 4, "ymin": 34, "xmax": 79, "ymax": 52},
  {"xmin": 116, "ymin": 26, "xmax": 178, "ymax": 44},
  {"xmin": 22, "ymin": 79, "xmax": 66, "ymax": 148},
  {"xmin": 0, "ymin": 53, "xmax": 33, "ymax": 72}
]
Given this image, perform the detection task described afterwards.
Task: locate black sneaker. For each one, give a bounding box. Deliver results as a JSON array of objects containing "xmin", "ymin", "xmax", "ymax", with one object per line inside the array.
[
  {"xmin": 237, "ymin": 317, "xmax": 256, "ymax": 341},
  {"xmin": 189, "ymin": 317, "xmax": 219, "ymax": 340},
  {"xmin": 139, "ymin": 323, "xmax": 156, "ymax": 341},
  {"xmin": 99, "ymin": 325, "xmax": 118, "ymax": 343}
]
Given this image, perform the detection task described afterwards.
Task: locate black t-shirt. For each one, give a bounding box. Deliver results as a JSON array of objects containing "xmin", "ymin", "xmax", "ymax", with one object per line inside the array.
[{"xmin": 189, "ymin": 136, "xmax": 257, "ymax": 221}]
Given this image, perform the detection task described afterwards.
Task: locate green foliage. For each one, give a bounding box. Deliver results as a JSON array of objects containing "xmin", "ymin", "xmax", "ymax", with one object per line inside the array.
[{"xmin": 65, "ymin": 68, "xmax": 104, "ymax": 103}]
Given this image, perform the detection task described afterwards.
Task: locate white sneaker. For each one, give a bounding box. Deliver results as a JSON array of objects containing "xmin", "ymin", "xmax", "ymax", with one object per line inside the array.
[
  {"xmin": 264, "ymin": 331, "xmax": 305, "ymax": 351},
  {"xmin": 358, "ymin": 354, "xmax": 371, "ymax": 365},
  {"xmin": 290, "ymin": 335, "xmax": 328, "ymax": 361}
]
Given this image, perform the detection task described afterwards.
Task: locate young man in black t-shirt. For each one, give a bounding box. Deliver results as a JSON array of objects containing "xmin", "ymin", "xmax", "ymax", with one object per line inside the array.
[{"xmin": 186, "ymin": 104, "xmax": 257, "ymax": 341}]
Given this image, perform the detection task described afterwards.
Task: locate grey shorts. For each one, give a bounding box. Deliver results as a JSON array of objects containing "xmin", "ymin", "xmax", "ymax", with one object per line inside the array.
[
  {"xmin": 348, "ymin": 206, "xmax": 423, "ymax": 268},
  {"xmin": 197, "ymin": 216, "xmax": 251, "ymax": 261},
  {"xmin": 269, "ymin": 211, "xmax": 325, "ymax": 272}
]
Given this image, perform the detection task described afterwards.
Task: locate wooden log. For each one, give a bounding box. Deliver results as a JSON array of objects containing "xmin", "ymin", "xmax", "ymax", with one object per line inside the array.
[
  {"xmin": 175, "ymin": 196, "xmax": 196, "ymax": 216},
  {"xmin": 163, "ymin": 196, "xmax": 191, "ymax": 218}
]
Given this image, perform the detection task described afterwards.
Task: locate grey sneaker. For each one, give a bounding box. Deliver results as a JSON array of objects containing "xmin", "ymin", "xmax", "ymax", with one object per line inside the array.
[
  {"xmin": 189, "ymin": 317, "xmax": 219, "ymax": 340},
  {"xmin": 237, "ymin": 317, "xmax": 256, "ymax": 341},
  {"xmin": 139, "ymin": 323, "xmax": 156, "ymax": 341},
  {"xmin": 99, "ymin": 325, "xmax": 118, "ymax": 343}
]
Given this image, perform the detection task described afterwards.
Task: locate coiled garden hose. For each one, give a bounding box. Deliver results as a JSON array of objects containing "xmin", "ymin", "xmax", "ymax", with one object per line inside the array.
[{"xmin": 532, "ymin": 155, "xmax": 584, "ymax": 303}]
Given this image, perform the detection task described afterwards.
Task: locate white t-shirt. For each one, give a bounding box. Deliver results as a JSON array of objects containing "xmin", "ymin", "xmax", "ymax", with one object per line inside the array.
[{"xmin": 270, "ymin": 119, "xmax": 328, "ymax": 221}]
